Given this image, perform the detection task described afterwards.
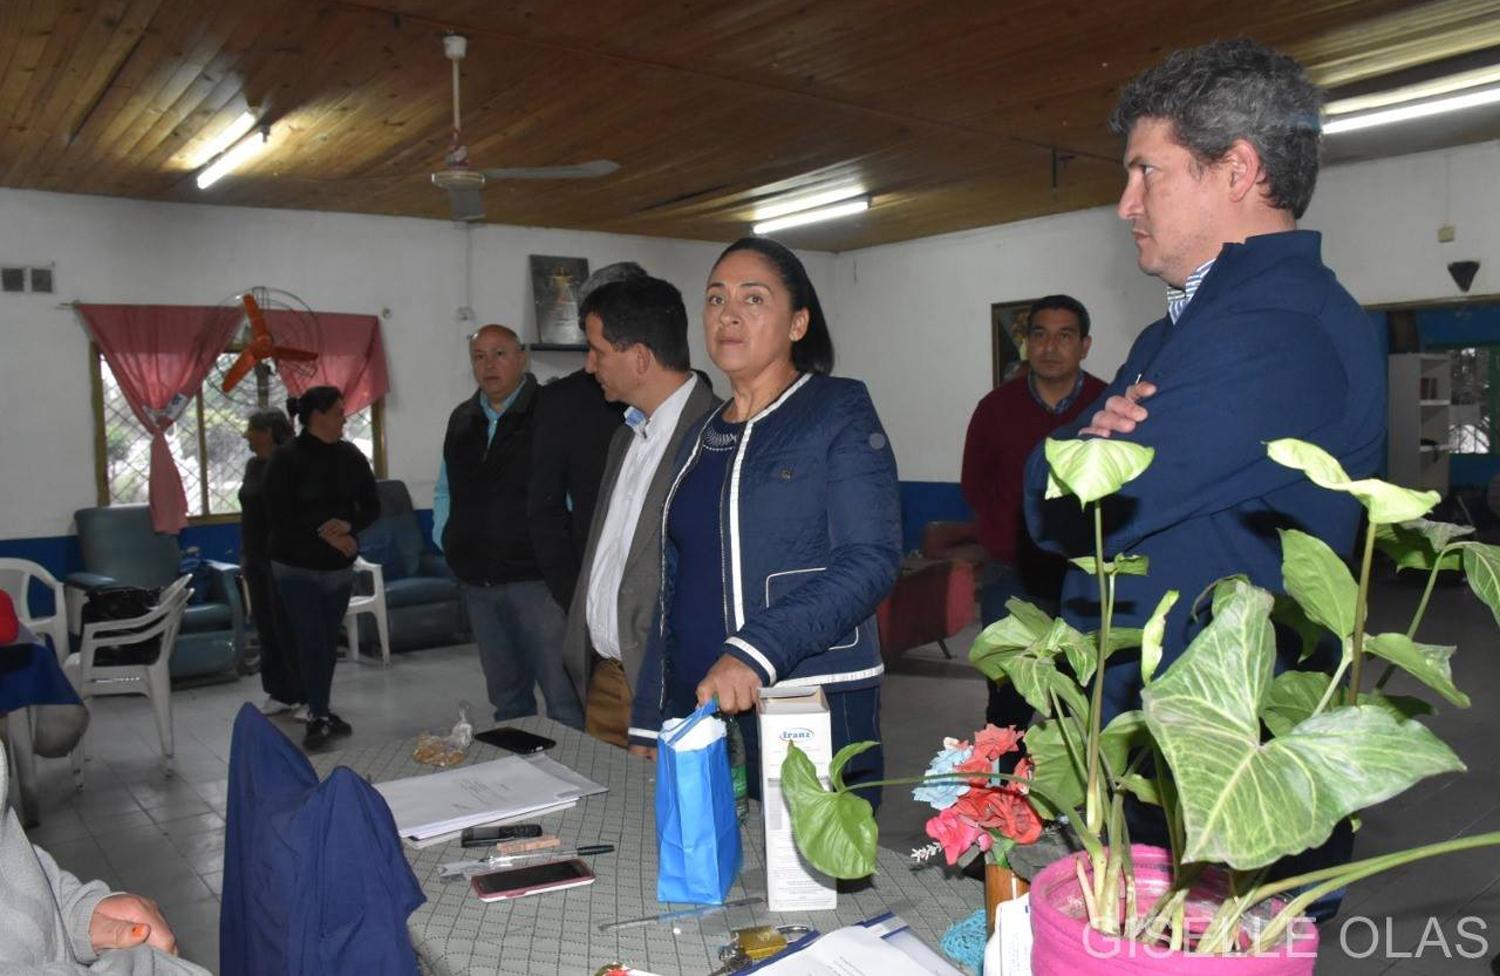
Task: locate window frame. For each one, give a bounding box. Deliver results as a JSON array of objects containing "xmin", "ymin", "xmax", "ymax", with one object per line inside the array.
[{"xmin": 89, "ymin": 341, "xmax": 387, "ymax": 524}]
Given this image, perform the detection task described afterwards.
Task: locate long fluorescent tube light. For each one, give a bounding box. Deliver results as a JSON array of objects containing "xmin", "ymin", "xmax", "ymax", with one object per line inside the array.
[
  {"xmin": 1324, "ymin": 83, "xmax": 1500, "ymax": 135},
  {"xmin": 1325, "ymin": 65, "xmax": 1500, "ymax": 117},
  {"xmin": 196, "ymin": 128, "xmax": 269, "ymax": 189},
  {"xmin": 754, "ymin": 185, "xmax": 866, "ymax": 222},
  {"xmin": 191, "ymin": 111, "xmax": 258, "ymax": 167},
  {"xmin": 753, "ymin": 197, "xmax": 869, "ymax": 235}
]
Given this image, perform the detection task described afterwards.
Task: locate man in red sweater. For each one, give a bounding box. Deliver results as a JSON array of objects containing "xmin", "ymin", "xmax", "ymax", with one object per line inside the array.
[{"xmin": 961, "ymin": 294, "xmax": 1106, "ymax": 728}]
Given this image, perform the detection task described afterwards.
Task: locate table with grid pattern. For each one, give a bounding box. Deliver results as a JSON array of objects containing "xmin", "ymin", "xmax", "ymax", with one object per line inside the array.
[{"xmin": 315, "ymin": 716, "xmax": 979, "ymax": 975}]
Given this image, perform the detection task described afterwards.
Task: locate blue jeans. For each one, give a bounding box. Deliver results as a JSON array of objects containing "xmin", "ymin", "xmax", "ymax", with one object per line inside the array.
[
  {"xmin": 271, "ymin": 563, "xmax": 353, "ymax": 719},
  {"xmin": 462, "ymin": 580, "xmax": 584, "ymax": 729}
]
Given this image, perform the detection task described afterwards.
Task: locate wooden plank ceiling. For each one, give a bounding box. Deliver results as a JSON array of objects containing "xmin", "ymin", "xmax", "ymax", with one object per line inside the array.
[{"xmin": 2, "ymin": 0, "xmax": 1499, "ymax": 251}]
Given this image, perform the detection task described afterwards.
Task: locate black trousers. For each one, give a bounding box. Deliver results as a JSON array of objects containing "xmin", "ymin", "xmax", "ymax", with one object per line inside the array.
[{"xmin": 244, "ymin": 560, "xmax": 304, "ymax": 706}]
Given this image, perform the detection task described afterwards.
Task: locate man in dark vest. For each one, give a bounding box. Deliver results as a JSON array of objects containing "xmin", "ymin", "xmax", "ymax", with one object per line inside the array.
[{"xmin": 434, "ymin": 323, "xmax": 584, "ymax": 728}]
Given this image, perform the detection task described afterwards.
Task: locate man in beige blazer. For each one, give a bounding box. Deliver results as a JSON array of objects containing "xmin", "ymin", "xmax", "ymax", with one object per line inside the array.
[{"xmin": 561, "ymin": 274, "xmax": 718, "ymax": 747}]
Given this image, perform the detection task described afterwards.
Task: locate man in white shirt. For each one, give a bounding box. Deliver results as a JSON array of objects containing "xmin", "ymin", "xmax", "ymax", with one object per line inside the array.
[{"xmin": 560, "ymin": 274, "xmax": 718, "ymax": 747}]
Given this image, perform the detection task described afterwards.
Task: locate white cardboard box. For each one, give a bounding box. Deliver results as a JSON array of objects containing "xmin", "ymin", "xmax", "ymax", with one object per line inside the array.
[{"xmin": 758, "ymin": 686, "xmax": 838, "ymax": 912}]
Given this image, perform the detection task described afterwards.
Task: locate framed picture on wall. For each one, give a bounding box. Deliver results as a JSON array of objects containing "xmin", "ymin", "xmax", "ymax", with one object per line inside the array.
[
  {"xmin": 529, "ymin": 255, "xmax": 590, "ymax": 349},
  {"xmin": 990, "ymin": 298, "xmax": 1040, "ymax": 388}
]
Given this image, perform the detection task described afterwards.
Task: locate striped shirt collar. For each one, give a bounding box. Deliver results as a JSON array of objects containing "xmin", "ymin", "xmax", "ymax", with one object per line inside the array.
[{"xmin": 1166, "ymin": 258, "xmax": 1216, "ymax": 323}]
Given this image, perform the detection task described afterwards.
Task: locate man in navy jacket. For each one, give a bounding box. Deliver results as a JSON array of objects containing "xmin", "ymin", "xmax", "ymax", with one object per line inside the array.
[{"xmin": 1024, "ymin": 39, "xmax": 1386, "ymax": 724}]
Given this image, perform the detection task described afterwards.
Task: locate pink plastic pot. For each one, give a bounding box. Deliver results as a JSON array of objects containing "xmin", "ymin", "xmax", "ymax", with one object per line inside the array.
[{"xmin": 1029, "ymin": 846, "xmax": 1320, "ymax": 975}]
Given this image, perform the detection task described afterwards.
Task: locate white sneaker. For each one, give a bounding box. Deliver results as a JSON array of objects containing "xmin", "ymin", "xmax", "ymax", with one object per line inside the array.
[
  {"xmin": 292, "ymin": 705, "xmax": 311, "ymax": 723},
  {"xmin": 259, "ymin": 697, "xmax": 296, "ymax": 716}
]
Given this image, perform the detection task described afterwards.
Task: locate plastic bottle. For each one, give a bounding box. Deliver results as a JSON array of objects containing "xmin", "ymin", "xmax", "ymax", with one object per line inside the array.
[{"xmin": 725, "ymin": 717, "xmax": 750, "ymax": 823}]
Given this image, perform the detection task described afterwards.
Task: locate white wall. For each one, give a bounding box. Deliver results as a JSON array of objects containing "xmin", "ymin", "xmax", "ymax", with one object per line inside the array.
[
  {"xmin": 0, "ymin": 189, "xmax": 833, "ymax": 540},
  {"xmin": 3, "ymin": 138, "xmax": 1496, "ymax": 537},
  {"xmin": 827, "ymin": 207, "xmax": 1163, "ymax": 483},
  {"xmin": 830, "ymin": 138, "xmax": 1500, "ymax": 483}
]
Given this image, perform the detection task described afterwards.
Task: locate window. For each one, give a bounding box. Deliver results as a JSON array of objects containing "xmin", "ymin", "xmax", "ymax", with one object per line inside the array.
[
  {"xmin": 1449, "ymin": 346, "xmax": 1495, "ymax": 454},
  {"xmin": 91, "ymin": 345, "xmax": 385, "ymax": 520}
]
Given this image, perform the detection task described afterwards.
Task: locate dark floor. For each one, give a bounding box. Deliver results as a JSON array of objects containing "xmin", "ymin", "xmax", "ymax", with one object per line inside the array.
[{"xmin": 8, "ymin": 572, "xmax": 1498, "ymax": 974}]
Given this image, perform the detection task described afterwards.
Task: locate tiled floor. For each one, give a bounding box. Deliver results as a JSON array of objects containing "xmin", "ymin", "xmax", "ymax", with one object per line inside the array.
[{"xmin": 8, "ymin": 570, "xmax": 1499, "ymax": 974}]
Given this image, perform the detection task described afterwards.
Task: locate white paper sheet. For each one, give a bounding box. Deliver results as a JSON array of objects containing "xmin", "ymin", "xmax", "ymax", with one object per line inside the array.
[
  {"xmin": 752, "ymin": 925, "xmax": 941, "ymax": 975},
  {"xmin": 375, "ymin": 753, "xmax": 605, "ymax": 840}
]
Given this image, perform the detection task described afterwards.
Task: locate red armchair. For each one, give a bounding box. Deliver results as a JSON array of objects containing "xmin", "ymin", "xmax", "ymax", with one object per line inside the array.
[{"xmin": 875, "ymin": 521, "xmax": 982, "ymax": 665}]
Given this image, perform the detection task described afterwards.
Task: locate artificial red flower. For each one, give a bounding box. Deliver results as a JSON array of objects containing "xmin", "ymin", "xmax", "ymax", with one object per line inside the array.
[
  {"xmin": 925, "ymin": 807, "xmax": 991, "ymax": 865},
  {"xmin": 952, "ymin": 786, "xmax": 1043, "ymax": 845},
  {"xmin": 972, "ymin": 724, "xmax": 1023, "ymax": 762},
  {"xmin": 1012, "ymin": 756, "xmax": 1034, "ymax": 796},
  {"xmin": 954, "ymin": 752, "xmax": 996, "ymax": 787}
]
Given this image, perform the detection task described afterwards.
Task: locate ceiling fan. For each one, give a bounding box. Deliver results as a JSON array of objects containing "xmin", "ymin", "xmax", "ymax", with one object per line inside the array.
[{"xmin": 431, "ymin": 34, "xmax": 619, "ymax": 222}]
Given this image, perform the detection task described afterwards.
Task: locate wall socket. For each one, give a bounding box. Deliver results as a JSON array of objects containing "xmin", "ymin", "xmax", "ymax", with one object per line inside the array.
[{"xmin": 1438, "ymin": 224, "xmax": 1456, "ymax": 243}]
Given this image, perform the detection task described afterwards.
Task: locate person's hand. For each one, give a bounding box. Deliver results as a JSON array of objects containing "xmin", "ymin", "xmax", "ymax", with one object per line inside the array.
[
  {"xmin": 317, "ymin": 518, "xmax": 352, "ymax": 540},
  {"xmin": 327, "ymin": 534, "xmax": 358, "ymax": 558},
  {"xmin": 696, "ymin": 654, "xmax": 763, "ymax": 715},
  {"xmin": 1080, "ymin": 380, "xmax": 1157, "ymax": 438},
  {"xmin": 90, "ymin": 893, "xmax": 178, "ymax": 956},
  {"xmin": 627, "ymin": 744, "xmax": 657, "ymax": 761}
]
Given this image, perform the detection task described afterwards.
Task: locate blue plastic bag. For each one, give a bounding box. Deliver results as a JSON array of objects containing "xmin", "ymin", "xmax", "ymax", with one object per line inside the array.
[{"xmin": 655, "ymin": 700, "xmax": 743, "ymax": 904}]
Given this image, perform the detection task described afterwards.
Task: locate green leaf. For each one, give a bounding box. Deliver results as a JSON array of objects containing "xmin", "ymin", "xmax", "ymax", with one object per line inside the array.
[
  {"xmin": 1044, "ymin": 437, "xmax": 1155, "ymax": 506},
  {"xmin": 1358, "ymin": 690, "xmax": 1435, "ymax": 723},
  {"xmin": 780, "ymin": 743, "xmax": 878, "ymax": 879},
  {"xmin": 1363, "ymin": 633, "xmax": 1469, "ymax": 708},
  {"xmin": 1140, "ymin": 590, "xmax": 1179, "ymax": 685},
  {"xmin": 1070, "ymin": 555, "xmax": 1150, "ymax": 577},
  {"xmin": 1460, "ymin": 543, "xmax": 1500, "ymax": 629},
  {"xmin": 1375, "ymin": 520, "xmax": 1472, "ymax": 573},
  {"xmin": 1118, "ymin": 773, "xmax": 1161, "ymax": 806},
  {"xmin": 829, "ymin": 741, "xmax": 880, "ymax": 793},
  {"xmin": 1023, "ymin": 716, "xmax": 1087, "ymax": 819},
  {"xmin": 1043, "ymin": 617, "xmax": 1097, "ymax": 687},
  {"xmin": 969, "ymin": 600, "xmax": 1090, "ymax": 720},
  {"xmin": 1260, "ymin": 670, "xmax": 1331, "ymax": 738},
  {"xmin": 1271, "ymin": 594, "xmax": 1326, "ymax": 664},
  {"xmin": 1266, "ymin": 438, "xmax": 1440, "ymax": 524},
  {"xmin": 1279, "ymin": 528, "xmax": 1357, "ymax": 640},
  {"xmin": 1143, "ymin": 583, "xmax": 1466, "ymax": 870},
  {"xmin": 1099, "ymin": 709, "xmax": 1151, "ymax": 777}
]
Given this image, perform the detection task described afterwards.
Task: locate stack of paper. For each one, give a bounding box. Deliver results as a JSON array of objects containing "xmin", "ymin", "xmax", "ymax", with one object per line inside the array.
[
  {"xmin": 376, "ymin": 754, "xmax": 606, "ymax": 846},
  {"xmin": 746, "ymin": 914, "xmax": 962, "ymax": 975}
]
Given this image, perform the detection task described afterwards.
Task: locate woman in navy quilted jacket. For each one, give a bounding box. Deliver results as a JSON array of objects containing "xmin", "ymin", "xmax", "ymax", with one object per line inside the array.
[{"xmin": 628, "ymin": 237, "xmax": 902, "ymax": 804}]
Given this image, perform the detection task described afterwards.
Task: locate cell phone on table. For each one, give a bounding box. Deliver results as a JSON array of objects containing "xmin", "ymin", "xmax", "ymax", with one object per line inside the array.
[
  {"xmin": 460, "ymin": 823, "xmax": 544, "ymax": 847},
  {"xmin": 475, "ymin": 726, "xmax": 556, "ymax": 754},
  {"xmin": 470, "ymin": 858, "xmax": 596, "ymax": 901}
]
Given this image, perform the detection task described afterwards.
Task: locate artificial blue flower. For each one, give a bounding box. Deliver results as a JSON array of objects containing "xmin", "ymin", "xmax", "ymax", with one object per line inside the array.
[{"xmin": 912, "ymin": 742, "xmax": 974, "ymax": 810}]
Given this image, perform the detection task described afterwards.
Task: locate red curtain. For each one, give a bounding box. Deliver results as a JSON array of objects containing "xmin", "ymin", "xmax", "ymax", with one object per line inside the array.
[
  {"xmin": 79, "ymin": 305, "xmax": 241, "ymax": 534},
  {"xmin": 267, "ymin": 311, "xmax": 389, "ymax": 413}
]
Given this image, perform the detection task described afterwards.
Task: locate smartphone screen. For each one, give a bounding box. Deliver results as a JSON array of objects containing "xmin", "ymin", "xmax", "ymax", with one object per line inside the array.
[
  {"xmin": 475, "ymin": 727, "xmax": 556, "ymax": 754},
  {"xmin": 470, "ymin": 859, "xmax": 595, "ymax": 901}
]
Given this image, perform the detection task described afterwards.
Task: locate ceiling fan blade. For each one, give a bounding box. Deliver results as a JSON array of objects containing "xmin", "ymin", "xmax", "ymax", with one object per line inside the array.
[
  {"xmin": 240, "ymin": 292, "xmax": 271, "ymax": 341},
  {"xmin": 221, "ymin": 349, "xmax": 258, "ymax": 393},
  {"xmin": 271, "ymin": 346, "xmax": 318, "ymax": 362},
  {"xmin": 446, "ymin": 187, "xmax": 485, "ymax": 222},
  {"xmin": 480, "ymin": 159, "xmax": 619, "ymax": 181}
]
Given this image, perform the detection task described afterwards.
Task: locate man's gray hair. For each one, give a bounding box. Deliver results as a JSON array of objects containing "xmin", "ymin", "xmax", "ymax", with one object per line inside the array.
[
  {"xmin": 577, "ymin": 261, "xmax": 647, "ymax": 312},
  {"xmin": 1110, "ymin": 38, "xmax": 1323, "ymax": 219}
]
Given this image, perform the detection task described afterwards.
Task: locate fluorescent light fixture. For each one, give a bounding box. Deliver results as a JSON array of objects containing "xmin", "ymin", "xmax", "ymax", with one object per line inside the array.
[
  {"xmin": 1324, "ymin": 82, "xmax": 1500, "ymax": 135},
  {"xmin": 753, "ymin": 197, "xmax": 869, "ymax": 235},
  {"xmin": 196, "ymin": 128, "xmax": 268, "ymax": 189},
  {"xmin": 192, "ymin": 111, "xmax": 258, "ymax": 167},
  {"xmin": 753, "ymin": 185, "xmax": 866, "ymax": 222}
]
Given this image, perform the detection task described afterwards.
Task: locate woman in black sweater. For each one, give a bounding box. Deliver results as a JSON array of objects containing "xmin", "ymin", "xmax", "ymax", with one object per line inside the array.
[
  {"xmin": 239, "ymin": 408, "xmax": 301, "ymax": 715},
  {"xmin": 264, "ymin": 386, "xmax": 380, "ymax": 750}
]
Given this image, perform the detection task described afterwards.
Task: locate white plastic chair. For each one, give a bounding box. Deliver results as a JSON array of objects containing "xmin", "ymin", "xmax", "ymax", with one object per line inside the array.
[
  {"xmin": 344, "ymin": 558, "xmax": 391, "ymax": 667},
  {"xmin": 0, "ymin": 558, "xmax": 69, "ymax": 662},
  {"xmin": 64, "ymin": 575, "xmax": 192, "ymax": 786}
]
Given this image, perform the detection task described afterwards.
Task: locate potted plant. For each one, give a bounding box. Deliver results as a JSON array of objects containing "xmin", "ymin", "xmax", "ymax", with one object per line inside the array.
[{"xmin": 781, "ymin": 437, "xmax": 1500, "ymax": 972}]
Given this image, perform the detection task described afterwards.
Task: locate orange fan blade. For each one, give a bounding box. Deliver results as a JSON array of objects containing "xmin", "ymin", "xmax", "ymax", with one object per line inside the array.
[
  {"xmin": 271, "ymin": 346, "xmax": 318, "ymax": 362},
  {"xmin": 240, "ymin": 292, "xmax": 272, "ymax": 342},
  {"xmin": 221, "ymin": 349, "xmax": 257, "ymax": 392}
]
